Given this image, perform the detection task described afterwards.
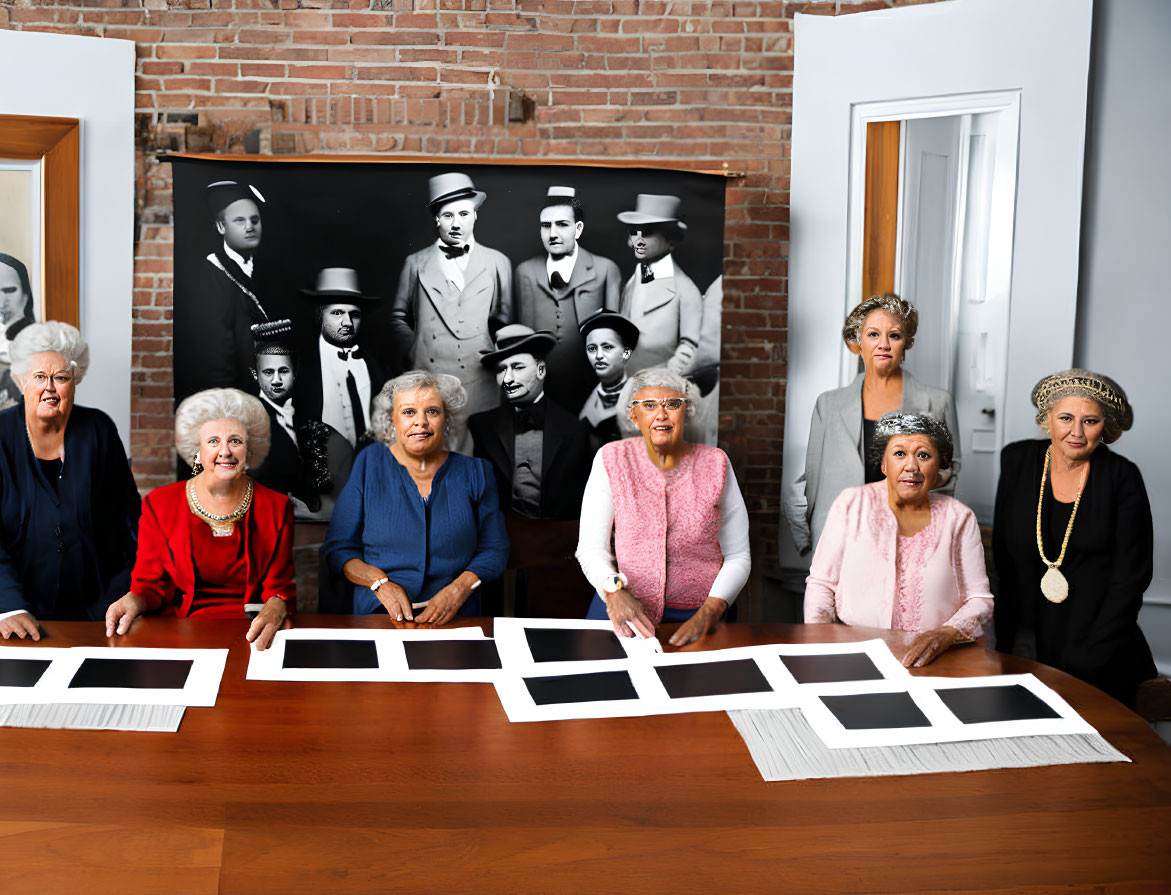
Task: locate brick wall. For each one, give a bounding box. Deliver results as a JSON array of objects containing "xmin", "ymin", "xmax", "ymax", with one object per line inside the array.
[{"xmin": 2, "ymin": 0, "xmax": 939, "ymax": 602}]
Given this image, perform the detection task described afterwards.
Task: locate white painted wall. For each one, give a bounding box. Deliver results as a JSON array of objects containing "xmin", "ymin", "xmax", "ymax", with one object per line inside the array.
[
  {"xmin": 1075, "ymin": 0, "xmax": 1171, "ymax": 674},
  {"xmin": 0, "ymin": 30, "xmax": 135, "ymax": 444}
]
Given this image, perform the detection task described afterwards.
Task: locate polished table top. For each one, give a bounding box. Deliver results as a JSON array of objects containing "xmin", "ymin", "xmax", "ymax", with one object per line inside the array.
[{"xmin": 2, "ymin": 617, "xmax": 1169, "ymax": 895}]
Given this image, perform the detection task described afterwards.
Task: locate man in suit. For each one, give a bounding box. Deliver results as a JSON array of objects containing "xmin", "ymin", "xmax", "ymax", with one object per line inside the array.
[
  {"xmin": 513, "ymin": 186, "xmax": 622, "ymax": 412},
  {"xmin": 468, "ymin": 325, "xmax": 593, "ymax": 617},
  {"xmin": 300, "ymin": 268, "xmax": 385, "ymax": 450},
  {"xmin": 389, "ymin": 172, "xmax": 512, "ymax": 434},
  {"xmin": 617, "ymin": 194, "xmax": 703, "ymax": 377}
]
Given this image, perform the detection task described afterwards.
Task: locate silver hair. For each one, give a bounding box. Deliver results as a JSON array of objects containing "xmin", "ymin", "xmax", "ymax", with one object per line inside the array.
[
  {"xmin": 175, "ymin": 388, "xmax": 271, "ymax": 468},
  {"xmin": 842, "ymin": 293, "xmax": 919, "ymax": 350},
  {"xmin": 868, "ymin": 411, "xmax": 954, "ymax": 471},
  {"xmin": 369, "ymin": 370, "xmax": 467, "ymax": 446},
  {"xmin": 10, "ymin": 321, "xmax": 91, "ymax": 385},
  {"xmin": 1031, "ymin": 368, "xmax": 1132, "ymax": 444},
  {"xmin": 616, "ymin": 367, "xmax": 697, "ymax": 436}
]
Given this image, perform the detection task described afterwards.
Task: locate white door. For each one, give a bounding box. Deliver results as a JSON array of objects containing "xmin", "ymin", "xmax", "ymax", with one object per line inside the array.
[{"xmin": 780, "ymin": 0, "xmax": 1093, "ymax": 573}]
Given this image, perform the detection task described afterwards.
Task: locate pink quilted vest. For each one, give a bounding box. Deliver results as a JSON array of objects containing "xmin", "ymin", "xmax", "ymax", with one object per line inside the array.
[{"xmin": 602, "ymin": 438, "xmax": 727, "ymax": 625}]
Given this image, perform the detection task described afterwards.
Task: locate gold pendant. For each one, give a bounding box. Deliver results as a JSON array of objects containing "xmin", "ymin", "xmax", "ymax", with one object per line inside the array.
[
  {"xmin": 1040, "ymin": 566, "xmax": 1068, "ymax": 603},
  {"xmin": 211, "ymin": 522, "xmax": 235, "ymax": 537}
]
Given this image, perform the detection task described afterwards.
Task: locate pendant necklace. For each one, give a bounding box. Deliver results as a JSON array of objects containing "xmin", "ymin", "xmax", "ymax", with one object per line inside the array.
[
  {"xmin": 1035, "ymin": 447, "xmax": 1087, "ymax": 604},
  {"xmin": 187, "ymin": 477, "xmax": 254, "ymax": 537}
]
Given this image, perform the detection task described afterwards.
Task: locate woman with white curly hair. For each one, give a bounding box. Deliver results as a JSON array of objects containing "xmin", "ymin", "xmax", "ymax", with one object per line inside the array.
[
  {"xmin": 805, "ymin": 411, "xmax": 992, "ymax": 668},
  {"xmin": 993, "ymin": 369, "xmax": 1154, "ymax": 706},
  {"xmin": 323, "ymin": 370, "xmax": 509, "ymax": 621},
  {"xmin": 105, "ymin": 388, "xmax": 294, "ymax": 650},
  {"xmin": 0, "ymin": 322, "xmax": 140, "ymax": 639},
  {"xmin": 576, "ymin": 367, "xmax": 751, "ymax": 646}
]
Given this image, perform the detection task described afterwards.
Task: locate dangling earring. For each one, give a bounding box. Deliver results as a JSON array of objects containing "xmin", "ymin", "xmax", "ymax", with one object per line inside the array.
[{"xmin": 190, "ymin": 451, "xmax": 204, "ymax": 477}]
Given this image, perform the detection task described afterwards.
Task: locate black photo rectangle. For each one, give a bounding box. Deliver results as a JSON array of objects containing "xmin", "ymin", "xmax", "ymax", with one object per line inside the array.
[
  {"xmin": 936, "ymin": 684, "xmax": 1062, "ymax": 724},
  {"xmin": 524, "ymin": 628, "xmax": 627, "ymax": 663},
  {"xmin": 0, "ymin": 658, "xmax": 52, "ymax": 688},
  {"xmin": 655, "ymin": 658, "xmax": 773, "ymax": 699},
  {"xmin": 403, "ymin": 639, "xmax": 502, "ymax": 671},
  {"xmin": 524, "ymin": 670, "xmax": 639, "ymax": 706},
  {"xmin": 68, "ymin": 658, "xmax": 194, "ymax": 690},
  {"xmin": 779, "ymin": 652, "xmax": 886, "ymax": 684},
  {"xmin": 283, "ymin": 639, "xmax": 380, "ymax": 669},
  {"xmin": 820, "ymin": 692, "xmax": 932, "ymax": 730}
]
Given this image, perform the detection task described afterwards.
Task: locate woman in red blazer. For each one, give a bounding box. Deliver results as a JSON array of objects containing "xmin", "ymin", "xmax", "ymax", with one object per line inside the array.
[{"xmin": 105, "ymin": 388, "xmax": 295, "ymax": 650}]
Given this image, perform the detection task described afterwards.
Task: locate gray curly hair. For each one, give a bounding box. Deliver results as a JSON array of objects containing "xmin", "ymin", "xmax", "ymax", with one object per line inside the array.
[
  {"xmin": 1031, "ymin": 368, "xmax": 1132, "ymax": 444},
  {"xmin": 842, "ymin": 293, "xmax": 919, "ymax": 350},
  {"xmin": 868, "ymin": 411, "xmax": 953, "ymax": 471},
  {"xmin": 10, "ymin": 321, "xmax": 91, "ymax": 385},
  {"xmin": 616, "ymin": 367, "xmax": 697, "ymax": 436},
  {"xmin": 175, "ymin": 388, "xmax": 271, "ymax": 468},
  {"xmin": 369, "ymin": 370, "xmax": 467, "ymax": 446}
]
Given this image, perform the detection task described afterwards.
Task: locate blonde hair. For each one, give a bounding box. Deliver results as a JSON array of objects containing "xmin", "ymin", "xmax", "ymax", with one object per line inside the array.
[
  {"xmin": 841, "ymin": 293, "xmax": 918, "ymax": 350},
  {"xmin": 175, "ymin": 388, "xmax": 271, "ymax": 467}
]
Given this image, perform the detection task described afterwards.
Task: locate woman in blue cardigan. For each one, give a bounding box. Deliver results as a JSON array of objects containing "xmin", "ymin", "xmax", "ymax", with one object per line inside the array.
[{"xmin": 323, "ymin": 371, "xmax": 509, "ymax": 622}]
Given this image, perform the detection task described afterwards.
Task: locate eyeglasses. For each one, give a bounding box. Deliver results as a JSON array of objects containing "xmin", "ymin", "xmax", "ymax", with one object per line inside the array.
[{"xmin": 631, "ymin": 398, "xmax": 687, "ymax": 413}]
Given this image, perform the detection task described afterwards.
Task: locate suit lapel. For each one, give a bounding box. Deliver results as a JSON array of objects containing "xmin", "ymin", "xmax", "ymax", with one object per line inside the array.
[{"xmin": 844, "ymin": 372, "xmax": 864, "ymax": 452}]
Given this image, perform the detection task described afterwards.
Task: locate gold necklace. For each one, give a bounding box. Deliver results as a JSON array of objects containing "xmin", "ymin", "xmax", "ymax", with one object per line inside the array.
[
  {"xmin": 186, "ymin": 477, "xmax": 253, "ymax": 537},
  {"xmin": 1035, "ymin": 447, "xmax": 1087, "ymax": 604}
]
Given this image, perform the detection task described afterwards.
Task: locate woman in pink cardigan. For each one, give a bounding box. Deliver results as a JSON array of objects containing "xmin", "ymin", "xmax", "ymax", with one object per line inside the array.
[
  {"xmin": 805, "ymin": 412, "xmax": 992, "ymax": 667},
  {"xmin": 576, "ymin": 368, "xmax": 751, "ymax": 647}
]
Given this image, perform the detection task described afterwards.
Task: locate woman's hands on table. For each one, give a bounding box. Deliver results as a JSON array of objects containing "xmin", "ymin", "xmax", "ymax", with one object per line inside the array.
[
  {"xmin": 901, "ymin": 625, "xmax": 961, "ymax": 667},
  {"xmin": 668, "ymin": 597, "xmax": 728, "ymax": 647},
  {"xmin": 246, "ymin": 597, "xmax": 290, "ymax": 651}
]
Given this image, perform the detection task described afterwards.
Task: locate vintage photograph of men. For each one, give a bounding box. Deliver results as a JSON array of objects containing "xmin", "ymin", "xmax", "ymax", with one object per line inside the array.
[{"xmin": 171, "ymin": 159, "xmax": 727, "ymax": 531}]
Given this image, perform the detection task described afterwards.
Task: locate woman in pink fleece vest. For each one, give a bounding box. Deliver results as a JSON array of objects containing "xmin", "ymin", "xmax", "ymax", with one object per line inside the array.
[
  {"xmin": 805, "ymin": 412, "xmax": 993, "ymax": 667},
  {"xmin": 576, "ymin": 368, "xmax": 750, "ymax": 647}
]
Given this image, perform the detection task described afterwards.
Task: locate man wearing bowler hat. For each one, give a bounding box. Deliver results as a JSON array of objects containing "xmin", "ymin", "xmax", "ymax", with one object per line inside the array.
[
  {"xmin": 617, "ymin": 193, "xmax": 703, "ymax": 377},
  {"xmin": 513, "ymin": 185, "xmax": 622, "ymax": 412},
  {"xmin": 180, "ymin": 180, "xmax": 285, "ymax": 398},
  {"xmin": 389, "ymin": 172, "xmax": 513, "ymax": 435},
  {"xmin": 300, "ymin": 267, "xmax": 386, "ymax": 449},
  {"xmin": 469, "ymin": 324, "xmax": 593, "ymax": 616}
]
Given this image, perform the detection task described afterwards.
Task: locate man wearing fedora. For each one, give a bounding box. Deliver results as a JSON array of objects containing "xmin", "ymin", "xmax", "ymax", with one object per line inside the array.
[
  {"xmin": 300, "ymin": 268, "xmax": 386, "ymax": 449},
  {"xmin": 617, "ymin": 193, "xmax": 703, "ymax": 377},
  {"xmin": 469, "ymin": 324, "xmax": 593, "ymax": 617},
  {"xmin": 513, "ymin": 186, "xmax": 622, "ymax": 412},
  {"xmin": 178, "ymin": 180, "xmax": 287, "ymax": 399},
  {"xmin": 389, "ymin": 172, "xmax": 513, "ymax": 434}
]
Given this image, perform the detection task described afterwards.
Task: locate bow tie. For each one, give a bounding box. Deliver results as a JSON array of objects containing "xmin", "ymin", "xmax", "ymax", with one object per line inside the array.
[
  {"xmin": 337, "ymin": 347, "xmax": 363, "ymax": 361},
  {"xmin": 439, "ymin": 243, "xmax": 470, "ymax": 259},
  {"xmin": 640, "ymin": 263, "xmax": 655, "ymax": 284},
  {"xmin": 549, "ymin": 270, "xmax": 568, "ymax": 290},
  {"xmin": 513, "ymin": 401, "xmax": 546, "ymax": 434}
]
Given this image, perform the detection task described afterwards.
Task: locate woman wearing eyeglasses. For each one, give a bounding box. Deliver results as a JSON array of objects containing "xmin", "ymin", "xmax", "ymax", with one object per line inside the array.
[
  {"xmin": 0, "ymin": 322, "xmax": 141, "ymax": 639},
  {"xmin": 576, "ymin": 367, "xmax": 750, "ymax": 646}
]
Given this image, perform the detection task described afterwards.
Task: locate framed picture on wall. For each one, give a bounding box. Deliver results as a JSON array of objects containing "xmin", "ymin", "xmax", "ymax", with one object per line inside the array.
[{"xmin": 0, "ymin": 113, "xmax": 79, "ymax": 408}]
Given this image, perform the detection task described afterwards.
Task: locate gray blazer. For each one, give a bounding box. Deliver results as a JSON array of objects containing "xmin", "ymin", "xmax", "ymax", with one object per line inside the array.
[{"xmin": 784, "ymin": 370, "xmax": 960, "ymax": 555}]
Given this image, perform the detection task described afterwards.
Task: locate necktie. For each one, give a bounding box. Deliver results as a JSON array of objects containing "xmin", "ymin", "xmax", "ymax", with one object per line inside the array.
[
  {"xmin": 439, "ymin": 243, "xmax": 470, "ymax": 259},
  {"xmin": 549, "ymin": 270, "xmax": 567, "ymax": 290},
  {"xmin": 345, "ymin": 370, "xmax": 365, "ymax": 438},
  {"xmin": 640, "ymin": 263, "xmax": 655, "ymax": 284},
  {"xmin": 513, "ymin": 401, "xmax": 546, "ymax": 434}
]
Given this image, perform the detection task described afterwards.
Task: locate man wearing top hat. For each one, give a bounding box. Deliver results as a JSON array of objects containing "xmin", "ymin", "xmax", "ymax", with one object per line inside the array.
[
  {"xmin": 468, "ymin": 324, "xmax": 594, "ymax": 616},
  {"xmin": 300, "ymin": 268, "xmax": 386, "ymax": 449},
  {"xmin": 181, "ymin": 180, "xmax": 279, "ymax": 398},
  {"xmin": 389, "ymin": 172, "xmax": 513, "ymax": 431},
  {"xmin": 617, "ymin": 193, "xmax": 703, "ymax": 377},
  {"xmin": 513, "ymin": 186, "xmax": 622, "ymax": 412}
]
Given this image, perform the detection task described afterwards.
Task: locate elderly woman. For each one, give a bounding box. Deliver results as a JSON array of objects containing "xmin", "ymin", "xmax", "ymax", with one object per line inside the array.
[
  {"xmin": 0, "ymin": 322, "xmax": 140, "ymax": 638},
  {"xmin": 805, "ymin": 412, "xmax": 992, "ymax": 667},
  {"xmin": 0, "ymin": 254, "xmax": 38, "ymax": 408},
  {"xmin": 993, "ymin": 370, "xmax": 1154, "ymax": 706},
  {"xmin": 576, "ymin": 367, "xmax": 750, "ymax": 646},
  {"xmin": 786, "ymin": 293, "xmax": 959, "ymax": 556},
  {"xmin": 105, "ymin": 388, "xmax": 293, "ymax": 650},
  {"xmin": 323, "ymin": 371, "xmax": 509, "ymax": 622}
]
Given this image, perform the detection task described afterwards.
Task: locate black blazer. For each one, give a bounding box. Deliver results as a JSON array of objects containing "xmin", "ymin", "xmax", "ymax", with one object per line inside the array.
[
  {"xmin": 251, "ymin": 401, "xmax": 302, "ymax": 498},
  {"xmin": 992, "ymin": 439, "xmax": 1155, "ymax": 705},
  {"xmin": 468, "ymin": 399, "xmax": 593, "ymax": 522},
  {"xmin": 299, "ymin": 341, "xmax": 387, "ymax": 433}
]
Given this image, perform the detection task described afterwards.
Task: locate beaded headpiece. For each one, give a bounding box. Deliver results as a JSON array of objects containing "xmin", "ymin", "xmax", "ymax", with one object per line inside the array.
[{"xmin": 1031, "ymin": 369, "xmax": 1132, "ymax": 443}]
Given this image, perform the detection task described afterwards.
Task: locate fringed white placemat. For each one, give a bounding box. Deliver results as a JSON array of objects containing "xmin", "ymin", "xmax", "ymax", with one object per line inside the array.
[
  {"xmin": 728, "ymin": 707, "xmax": 1128, "ymax": 781},
  {"xmin": 0, "ymin": 703, "xmax": 185, "ymax": 732}
]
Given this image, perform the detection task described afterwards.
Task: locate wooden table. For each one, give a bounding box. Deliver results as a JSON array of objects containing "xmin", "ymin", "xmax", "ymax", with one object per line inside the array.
[{"xmin": 2, "ymin": 618, "xmax": 1169, "ymax": 895}]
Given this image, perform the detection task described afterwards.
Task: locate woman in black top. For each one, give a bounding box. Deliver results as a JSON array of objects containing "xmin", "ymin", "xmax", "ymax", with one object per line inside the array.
[{"xmin": 993, "ymin": 369, "xmax": 1154, "ymax": 706}]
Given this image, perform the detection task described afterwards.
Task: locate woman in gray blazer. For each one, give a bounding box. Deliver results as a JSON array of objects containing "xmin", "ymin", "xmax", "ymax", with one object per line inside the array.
[{"xmin": 785, "ymin": 294, "xmax": 959, "ymax": 555}]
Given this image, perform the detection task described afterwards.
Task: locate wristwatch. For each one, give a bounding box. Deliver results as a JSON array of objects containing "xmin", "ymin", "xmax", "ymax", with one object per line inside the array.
[{"xmin": 600, "ymin": 572, "xmax": 628, "ymax": 596}]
